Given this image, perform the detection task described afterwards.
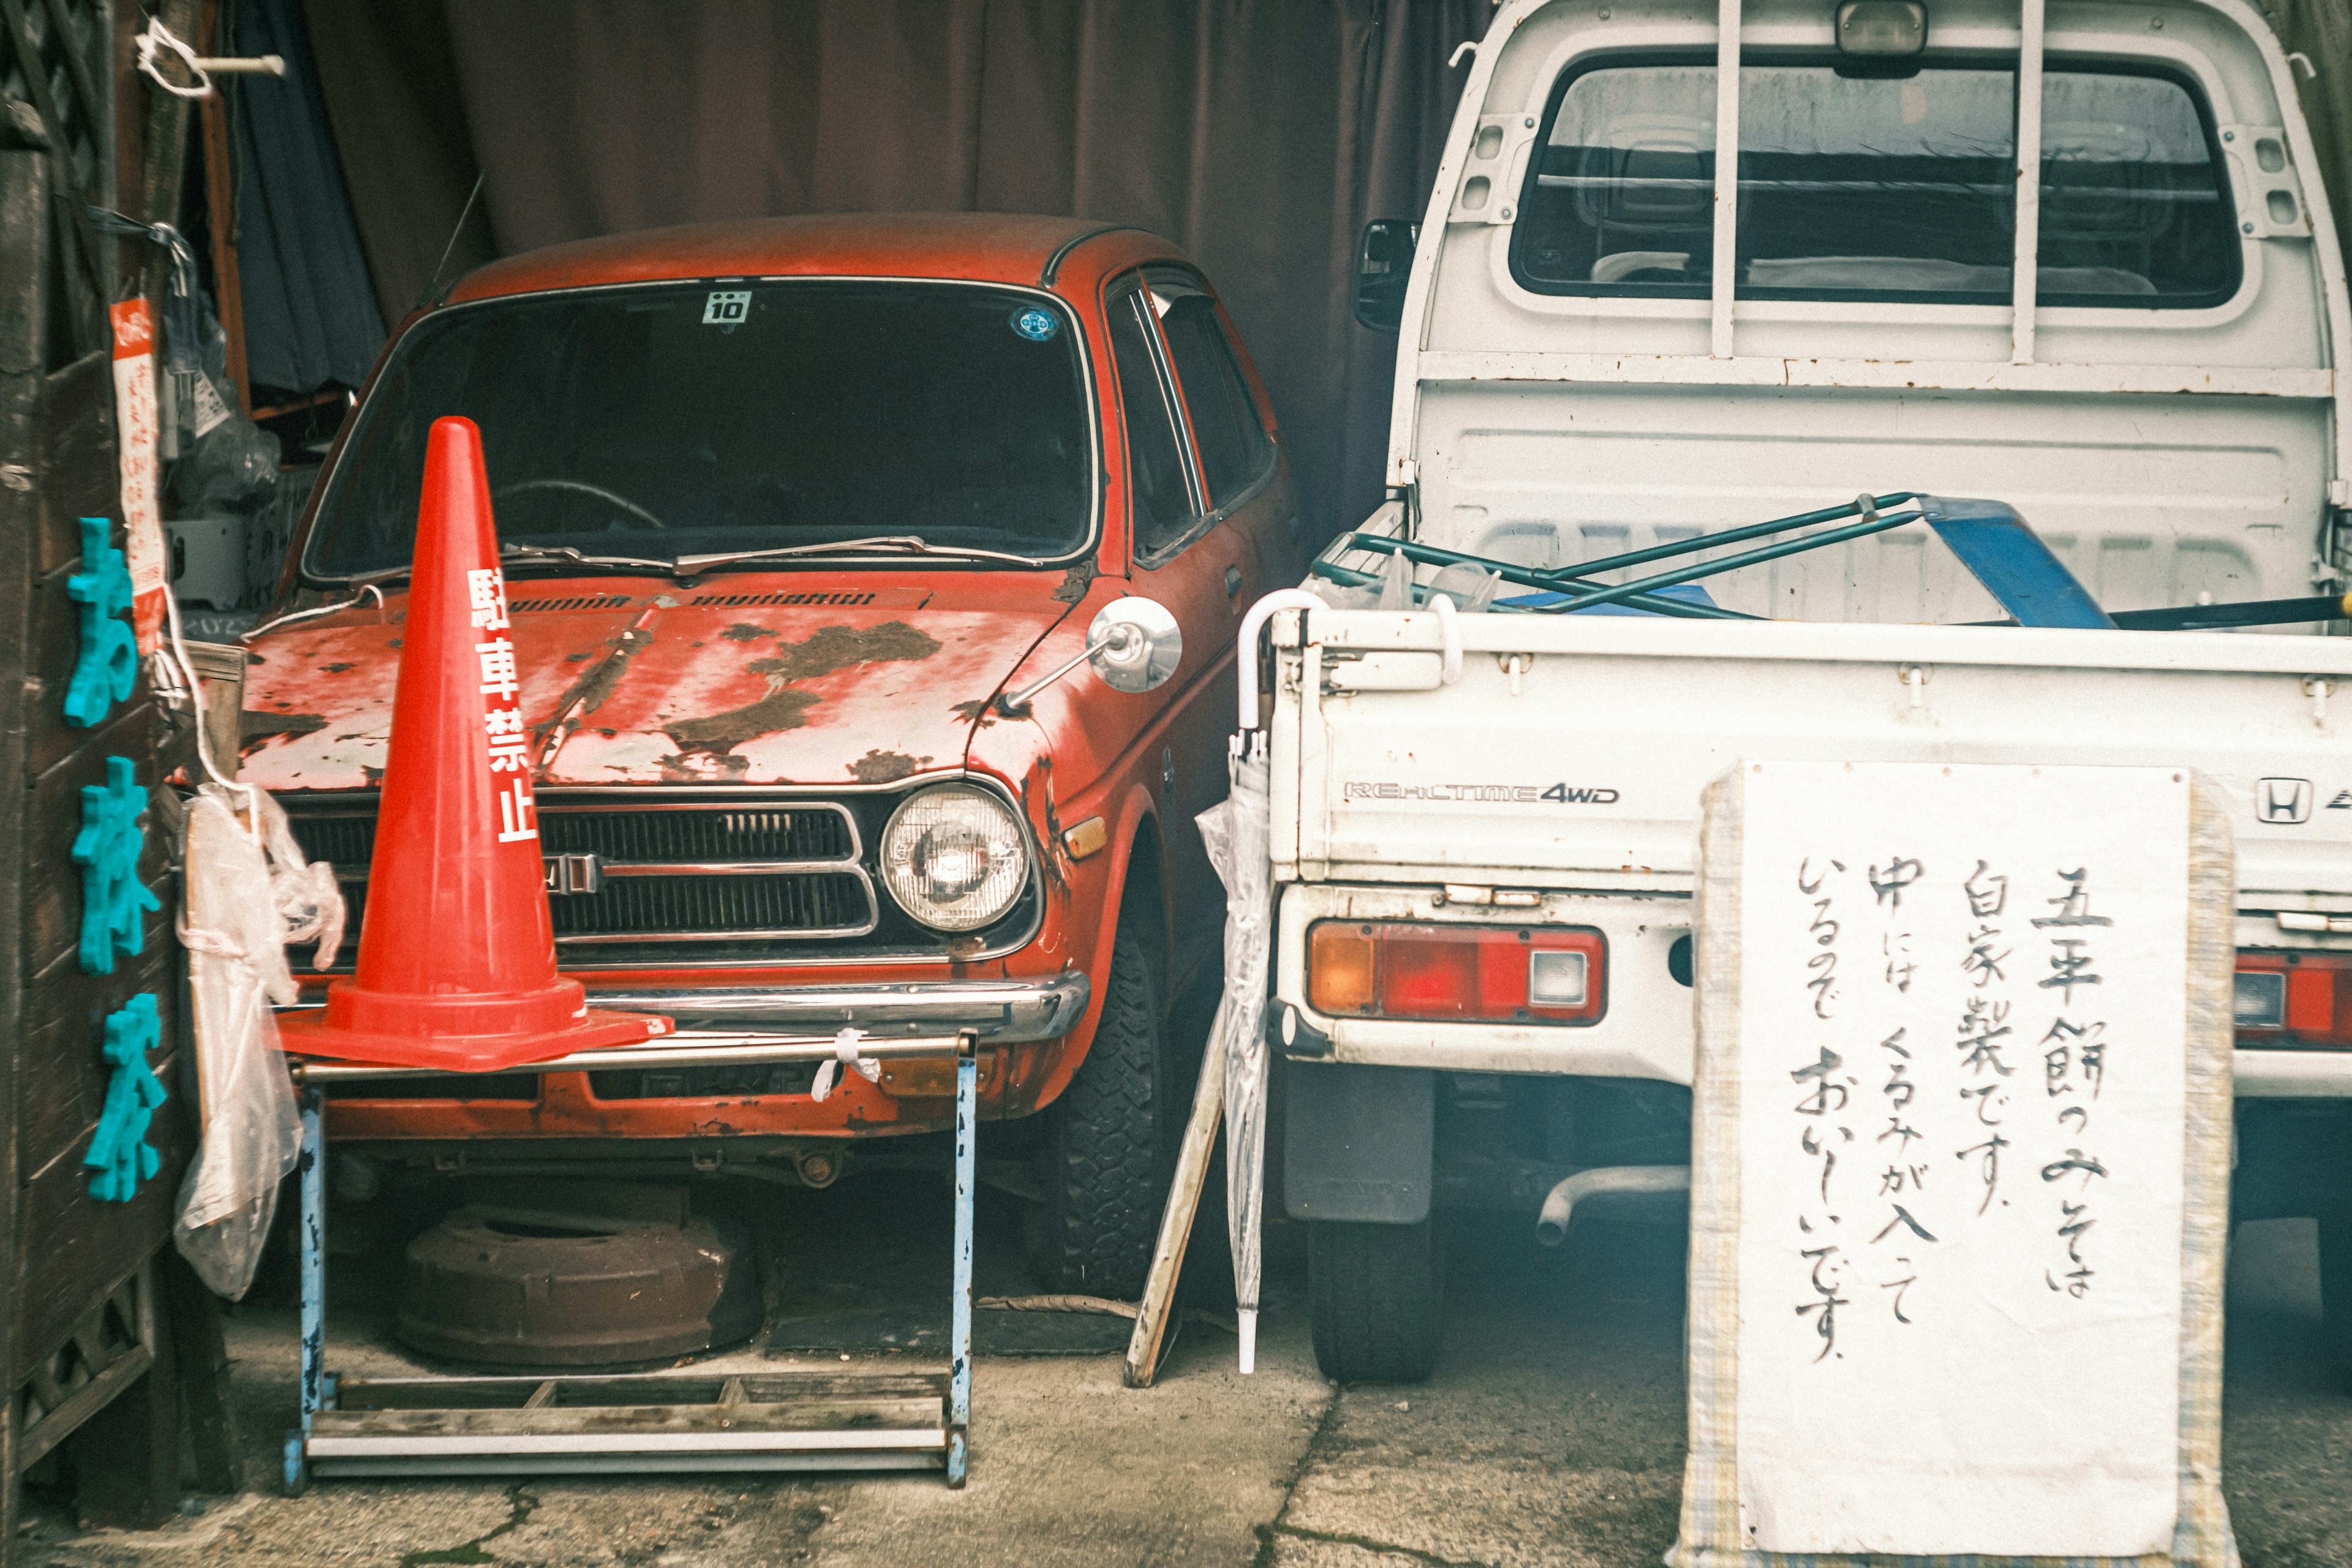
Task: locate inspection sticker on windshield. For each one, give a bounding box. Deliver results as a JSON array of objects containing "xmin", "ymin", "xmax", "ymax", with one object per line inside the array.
[{"xmin": 702, "ymin": 290, "xmax": 752, "ymax": 325}]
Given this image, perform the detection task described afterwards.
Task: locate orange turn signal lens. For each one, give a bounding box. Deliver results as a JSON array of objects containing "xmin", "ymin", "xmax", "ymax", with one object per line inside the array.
[{"xmin": 1308, "ymin": 921, "xmax": 1605, "ymax": 1025}]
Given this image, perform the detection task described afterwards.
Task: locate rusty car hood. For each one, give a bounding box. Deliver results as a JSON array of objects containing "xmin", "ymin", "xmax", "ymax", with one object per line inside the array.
[{"xmin": 237, "ymin": 579, "xmax": 1079, "ymax": 791}]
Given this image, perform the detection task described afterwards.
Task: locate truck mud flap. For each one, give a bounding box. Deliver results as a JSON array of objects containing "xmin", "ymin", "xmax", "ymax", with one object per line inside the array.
[{"xmin": 1283, "ymin": 1062, "xmax": 1432, "ymax": 1225}]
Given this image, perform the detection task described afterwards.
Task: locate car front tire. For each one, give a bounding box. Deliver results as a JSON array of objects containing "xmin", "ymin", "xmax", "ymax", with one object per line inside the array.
[{"xmin": 1032, "ymin": 902, "xmax": 1174, "ymax": 1298}]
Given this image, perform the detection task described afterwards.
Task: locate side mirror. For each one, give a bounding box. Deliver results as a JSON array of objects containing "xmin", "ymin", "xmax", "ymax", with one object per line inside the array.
[
  {"xmin": 1354, "ymin": 219, "xmax": 1421, "ymax": 332},
  {"xmin": 1085, "ymin": 596, "xmax": 1182, "ymax": 693},
  {"xmin": 998, "ymin": 597, "xmax": 1183, "ymax": 714}
]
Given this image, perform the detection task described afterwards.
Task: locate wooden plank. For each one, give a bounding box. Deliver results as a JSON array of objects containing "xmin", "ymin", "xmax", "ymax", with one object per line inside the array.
[
  {"xmin": 312, "ymin": 1398, "xmax": 946, "ymax": 1440},
  {"xmin": 17, "ymin": 944, "xmax": 175, "ymax": 1180},
  {"xmin": 27, "ymin": 559, "xmax": 172, "ymax": 779},
  {"xmin": 333, "ymin": 1370, "xmax": 949, "ymax": 1411},
  {"xmin": 29, "ymin": 348, "xmax": 114, "ymax": 577},
  {"xmin": 13, "ymin": 1095, "xmax": 189, "ymax": 1383},
  {"xmin": 13, "ymin": 1343, "xmax": 148, "ymax": 1472},
  {"xmin": 24, "ymin": 712, "xmax": 176, "ymax": 979}
]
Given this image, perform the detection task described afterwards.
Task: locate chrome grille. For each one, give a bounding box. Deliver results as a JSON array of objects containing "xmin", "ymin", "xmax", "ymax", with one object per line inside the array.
[
  {"xmin": 552, "ymin": 872, "xmax": 869, "ymax": 940},
  {"xmin": 294, "ymin": 806, "xmax": 854, "ymax": 868},
  {"xmin": 287, "ymin": 797, "xmax": 876, "ymax": 952}
]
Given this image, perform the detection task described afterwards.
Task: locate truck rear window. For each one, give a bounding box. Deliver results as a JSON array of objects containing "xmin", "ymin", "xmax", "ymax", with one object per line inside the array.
[
  {"xmin": 1512, "ymin": 59, "xmax": 2238, "ymax": 307},
  {"xmin": 306, "ymin": 281, "xmax": 1094, "ymax": 579}
]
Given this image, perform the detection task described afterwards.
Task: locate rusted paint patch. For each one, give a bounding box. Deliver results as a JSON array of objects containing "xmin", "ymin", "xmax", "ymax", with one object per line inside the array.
[
  {"xmin": 850, "ymin": 748, "xmax": 930, "ymax": 783},
  {"xmin": 664, "ymin": 621, "xmax": 941, "ymax": 755},
  {"xmin": 532, "ymin": 619, "xmax": 658, "ymax": 774},
  {"xmin": 320, "ymin": 662, "xmax": 353, "ymax": 673},
  {"xmin": 241, "ymin": 711, "xmax": 328, "ymax": 744},
  {"xmin": 720, "ymin": 623, "xmax": 775, "ymax": 643},
  {"xmin": 665, "ymin": 687, "xmax": 823, "ymax": 753},
  {"xmin": 1052, "ymin": 560, "xmax": 1096, "ymax": 603},
  {"xmin": 657, "ymin": 751, "xmax": 753, "ymax": 783},
  {"xmin": 949, "ymin": 698, "xmax": 998, "ymax": 729}
]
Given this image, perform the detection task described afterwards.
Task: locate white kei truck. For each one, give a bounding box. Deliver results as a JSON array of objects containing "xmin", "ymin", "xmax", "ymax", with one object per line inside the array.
[{"xmin": 1259, "ymin": 0, "xmax": 2352, "ymax": 1381}]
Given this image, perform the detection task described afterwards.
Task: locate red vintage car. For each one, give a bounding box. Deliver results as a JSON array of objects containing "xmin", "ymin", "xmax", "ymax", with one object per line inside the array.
[{"xmin": 236, "ymin": 214, "xmax": 1305, "ymax": 1294}]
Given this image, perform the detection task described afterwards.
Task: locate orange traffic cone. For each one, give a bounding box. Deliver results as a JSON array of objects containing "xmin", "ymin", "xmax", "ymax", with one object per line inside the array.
[{"xmin": 279, "ymin": 418, "xmax": 669, "ymax": 1072}]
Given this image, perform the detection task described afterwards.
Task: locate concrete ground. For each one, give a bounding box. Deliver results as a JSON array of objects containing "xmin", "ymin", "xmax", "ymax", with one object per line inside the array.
[{"xmin": 16, "ymin": 1189, "xmax": 2352, "ymax": 1567}]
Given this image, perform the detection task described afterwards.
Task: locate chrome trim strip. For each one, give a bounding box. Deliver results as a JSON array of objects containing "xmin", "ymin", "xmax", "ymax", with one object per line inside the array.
[
  {"xmin": 290, "ymin": 1031, "xmax": 973, "ymax": 1082},
  {"xmin": 586, "ymin": 974, "xmax": 1091, "ymax": 1040},
  {"xmin": 597, "ymin": 859, "xmax": 860, "ymax": 878},
  {"xmin": 279, "ymin": 974, "xmax": 1091, "ymax": 1050}
]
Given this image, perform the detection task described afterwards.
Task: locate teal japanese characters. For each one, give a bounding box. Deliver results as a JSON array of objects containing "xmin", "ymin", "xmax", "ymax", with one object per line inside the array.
[
  {"xmin": 72, "ymin": 755, "xmax": 159, "ymax": 974},
  {"xmin": 85, "ymin": 993, "xmax": 165, "ymax": 1202},
  {"xmin": 63, "ymin": 516, "xmax": 137, "ymax": 729}
]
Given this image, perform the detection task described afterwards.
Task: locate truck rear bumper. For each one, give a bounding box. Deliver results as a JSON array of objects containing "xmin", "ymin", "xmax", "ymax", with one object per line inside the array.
[
  {"xmin": 1276, "ymin": 882, "xmax": 2352, "ymax": 1098},
  {"xmin": 2233, "ymin": 1050, "xmax": 2352, "ymax": 1098}
]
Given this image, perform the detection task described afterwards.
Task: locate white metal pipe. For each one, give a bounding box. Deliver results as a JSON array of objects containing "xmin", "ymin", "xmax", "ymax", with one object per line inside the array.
[
  {"xmin": 1235, "ymin": 589, "xmax": 1327, "ymax": 731},
  {"xmin": 1709, "ymin": 0, "xmax": 1743, "ymax": 359},
  {"xmin": 2010, "ymin": 0, "xmax": 2046, "ymax": 364},
  {"xmin": 1535, "ymin": 1164, "xmax": 1692, "ymax": 1246}
]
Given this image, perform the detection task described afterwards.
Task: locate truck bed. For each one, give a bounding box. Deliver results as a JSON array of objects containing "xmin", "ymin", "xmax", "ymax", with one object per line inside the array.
[{"xmin": 1272, "ymin": 609, "xmax": 2352, "ymax": 912}]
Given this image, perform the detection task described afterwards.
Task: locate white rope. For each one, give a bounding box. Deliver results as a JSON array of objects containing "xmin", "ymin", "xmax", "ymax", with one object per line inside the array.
[
  {"xmin": 136, "ymin": 18, "xmax": 211, "ymax": 99},
  {"xmin": 809, "ymin": 1027, "xmax": 879, "ymax": 1102}
]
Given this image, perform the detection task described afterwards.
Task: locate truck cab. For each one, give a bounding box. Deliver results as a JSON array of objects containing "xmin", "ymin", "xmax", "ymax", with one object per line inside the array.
[
  {"xmin": 1276, "ymin": 0, "xmax": 2352, "ymax": 1379},
  {"xmin": 238, "ymin": 215, "xmax": 1305, "ymax": 1298}
]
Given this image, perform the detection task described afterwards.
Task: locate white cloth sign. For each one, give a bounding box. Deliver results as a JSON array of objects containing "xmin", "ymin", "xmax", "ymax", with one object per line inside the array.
[{"xmin": 1730, "ymin": 761, "xmax": 2190, "ymax": 1557}]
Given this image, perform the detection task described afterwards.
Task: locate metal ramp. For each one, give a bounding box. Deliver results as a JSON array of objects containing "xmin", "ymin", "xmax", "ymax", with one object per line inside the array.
[{"xmin": 281, "ymin": 1030, "xmax": 978, "ymax": 1488}]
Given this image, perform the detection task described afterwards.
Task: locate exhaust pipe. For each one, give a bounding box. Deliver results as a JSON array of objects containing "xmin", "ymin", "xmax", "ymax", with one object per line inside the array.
[{"xmin": 1535, "ymin": 1164, "xmax": 1691, "ymax": 1246}]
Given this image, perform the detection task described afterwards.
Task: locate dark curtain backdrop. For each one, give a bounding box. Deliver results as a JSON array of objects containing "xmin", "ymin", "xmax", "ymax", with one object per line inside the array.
[{"xmin": 298, "ymin": 0, "xmax": 1488, "ymax": 539}]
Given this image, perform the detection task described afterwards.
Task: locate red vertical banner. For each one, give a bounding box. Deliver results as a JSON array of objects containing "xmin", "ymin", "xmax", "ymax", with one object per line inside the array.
[{"xmin": 108, "ymin": 300, "xmax": 170, "ymax": 653}]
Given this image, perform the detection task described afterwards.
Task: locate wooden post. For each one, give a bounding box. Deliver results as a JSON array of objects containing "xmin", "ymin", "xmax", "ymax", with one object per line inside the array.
[
  {"xmin": 0, "ymin": 113, "xmax": 46, "ymax": 1568},
  {"xmin": 1123, "ymin": 1011, "xmax": 1229, "ymax": 1388},
  {"xmin": 195, "ymin": 0, "xmax": 248, "ymax": 416}
]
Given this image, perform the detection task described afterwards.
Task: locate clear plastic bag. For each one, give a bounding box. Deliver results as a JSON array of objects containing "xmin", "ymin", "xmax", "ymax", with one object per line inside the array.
[
  {"xmin": 172, "ymin": 783, "xmax": 341, "ymax": 1298},
  {"xmin": 1427, "ymin": 562, "xmax": 1502, "ymax": 612},
  {"xmin": 1202, "ymin": 746, "xmax": 1274, "ymax": 1372}
]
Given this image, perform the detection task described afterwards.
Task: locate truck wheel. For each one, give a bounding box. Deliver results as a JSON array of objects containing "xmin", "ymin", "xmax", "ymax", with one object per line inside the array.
[
  {"xmin": 1308, "ymin": 1218, "xmax": 1442, "ymax": 1383},
  {"xmin": 1033, "ymin": 907, "xmax": 1172, "ymax": 1298}
]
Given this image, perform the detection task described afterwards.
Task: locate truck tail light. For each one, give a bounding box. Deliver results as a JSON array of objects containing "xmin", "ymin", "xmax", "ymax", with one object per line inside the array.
[
  {"xmin": 1307, "ymin": 921, "xmax": 1605, "ymax": 1025},
  {"xmin": 2235, "ymin": 951, "xmax": 2352, "ymax": 1047}
]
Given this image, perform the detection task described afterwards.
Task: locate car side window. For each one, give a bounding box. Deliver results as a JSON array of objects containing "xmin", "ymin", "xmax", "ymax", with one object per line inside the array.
[
  {"xmin": 1107, "ymin": 289, "xmax": 1200, "ymax": 559},
  {"xmin": 1155, "ymin": 293, "xmax": 1272, "ymax": 508}
]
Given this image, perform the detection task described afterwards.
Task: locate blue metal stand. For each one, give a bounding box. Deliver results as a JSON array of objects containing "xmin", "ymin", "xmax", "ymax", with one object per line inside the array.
[
  {"xmin": 281, "ymin": 1030, "xmax": 978, "ymax": 1490},
  {"xmin": 284, "ymin": 1084, "xmax": 325, "ymax": 1494},
  {"xmin": 948, "ymin": 1030, "xmax": 976, "ymax": 1487}
]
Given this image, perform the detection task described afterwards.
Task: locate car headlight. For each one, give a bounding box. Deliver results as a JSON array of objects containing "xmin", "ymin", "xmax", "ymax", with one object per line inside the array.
[{"xmin": 880, "ymin": 785, "xmax": 1030, "ymax": 932}]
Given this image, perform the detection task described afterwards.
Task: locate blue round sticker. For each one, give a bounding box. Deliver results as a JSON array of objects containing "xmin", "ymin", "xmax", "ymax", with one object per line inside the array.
[{"xmin": 1009, "ymin": 306, "xmax": 1060, "ymax": 342}]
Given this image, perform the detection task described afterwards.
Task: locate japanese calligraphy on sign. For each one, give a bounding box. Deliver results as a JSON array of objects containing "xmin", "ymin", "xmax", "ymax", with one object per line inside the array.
[{"xmin": 1728, "ymin": 762, "xmax": 2191, "ymax": 1556}]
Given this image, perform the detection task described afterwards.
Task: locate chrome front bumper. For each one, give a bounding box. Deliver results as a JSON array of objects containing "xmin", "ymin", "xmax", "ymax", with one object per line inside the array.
[{"xmin": 283, "ymin": 973, "xmax": 1091, "ymax": 1084}]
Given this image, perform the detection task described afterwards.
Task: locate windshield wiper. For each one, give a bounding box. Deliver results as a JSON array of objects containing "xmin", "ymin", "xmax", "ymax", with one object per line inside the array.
[
  {"xmin": 671, "ymin": 536, "xmax": 1037, "ymax": 573},
  {"xmin": 497, "ymin": 543, "xmax": 677, "ymax": 574}
]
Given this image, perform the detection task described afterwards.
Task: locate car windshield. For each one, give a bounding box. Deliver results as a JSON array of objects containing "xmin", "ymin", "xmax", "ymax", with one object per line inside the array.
[
  {"xmin": 305, "ymin": 280, "xmax": 1095, "ymax": 579},
  {"xmin": 1514, "ymin": 59, "xmax": 2237, "ymax": 306}
]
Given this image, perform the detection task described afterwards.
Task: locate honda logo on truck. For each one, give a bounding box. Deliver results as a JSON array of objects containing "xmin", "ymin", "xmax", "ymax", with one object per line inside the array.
[{"xmin": 2259, "ymin": 778, "xmax": 2313, "ymax": 824}]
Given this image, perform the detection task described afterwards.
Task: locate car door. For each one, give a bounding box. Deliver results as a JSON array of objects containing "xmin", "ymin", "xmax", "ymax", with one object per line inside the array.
[
  {"xmin": 1102, "ymin": 271, "xmax": 1256, "ymax": 994},
  {"xmin": 1143, "ymin": 267, "xmax": 1298, "ymax": 596}
]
